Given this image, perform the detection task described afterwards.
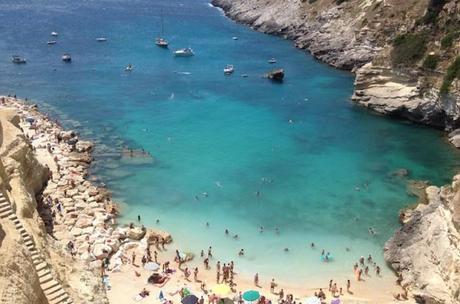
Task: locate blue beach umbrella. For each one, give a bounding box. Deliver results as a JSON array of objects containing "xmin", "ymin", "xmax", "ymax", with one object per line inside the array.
[
  {"xmin": 181, "ymin": 294, "xmax": 199, "ymax": 304},
  {"xmin": 242, "ymin": 290, "xmax": 260, "ymax": 302}
]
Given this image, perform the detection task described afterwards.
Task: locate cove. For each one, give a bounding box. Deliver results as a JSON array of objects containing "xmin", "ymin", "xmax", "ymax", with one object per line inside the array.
[{"xmin": 0, "ymin": 0, "xmax": 459, "ymax": 288}]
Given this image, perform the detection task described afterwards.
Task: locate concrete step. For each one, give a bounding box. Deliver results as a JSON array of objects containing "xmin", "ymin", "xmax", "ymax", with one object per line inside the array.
[
  {"xmin": 0, "ymin": 201, "xmax": 9, "ymax": 207},
  {"xmin": 0, "ymin": 205, "xmax": 10, "ymax": 212},
  {"xmin": 44, "ymin": 284, "xmax": 62, "ymax": 296},
  {"xmin": 37, "ymin": 268, "xmax": 51, "ymax": 279},
  {"xmin": 0, "ymin": 197, "xmax": 7, "ymax": 203},
  {"xmin": 39, "ymin": 273, "xmax": 53, "ymax": 284},
  {"xmin": 33, "ymin": 257, "xmax": 44, "ymax": 266},
  {"xmin": 41, "ymin": 279, "xmax": 60, "ymax": 291},
  {"xmin": 12, "ymin": 218, "xmax": 20, "ymax": 225},
  {"xmin": 8, "ymin": 214, "xmax": 18, "ymax": 221},
  {"xmin": 48, "ymin": 289, "xmax": 67, "ymax": 302},
  {"xmin": 0, "ymin": 209, "xmax": 13, "ymax": 218},
  {"xmin": 35, "ymin": 262, "xmax": 48, "ymax": 272},
  {"xmin": 49, "ymin": 292, "xmax": 69, "ymax": 304},
  {"xmin": 24, "ymin": 239, "xmax": 34, "ymax": 247}
]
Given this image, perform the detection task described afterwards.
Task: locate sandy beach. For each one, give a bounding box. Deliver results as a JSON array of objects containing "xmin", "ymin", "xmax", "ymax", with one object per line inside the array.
[{"xmin": 0, "ymin": 95, "xmax": 410, "ymax": 304}]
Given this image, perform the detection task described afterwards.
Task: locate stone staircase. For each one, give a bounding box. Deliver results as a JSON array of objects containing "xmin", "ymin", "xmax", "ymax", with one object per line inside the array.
[{"xmin": 0, "ymin": 193, "xmax": 74, "ymax": 304}]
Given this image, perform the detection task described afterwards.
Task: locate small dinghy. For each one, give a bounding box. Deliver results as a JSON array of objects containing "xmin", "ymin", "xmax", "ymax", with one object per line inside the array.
[
  {"xmin": 96, "ymin": 37, "xmax": 108, "ymax": 42},
  {"xmin": 268, "ymin": 58, "xmax": 277, "ymax": 64},
  {"xmin": 11, "ymin": 55, "xmax": 27, "ymax": 64},
  {"xmin": 62, "ymin": 53, "xmax": 72, "ymax": 62},
  {"xmin": 47, "ymin": 40, "xmax": 57, "ymax": 45},
  {"xmin": 174, "ymin": 48, "xmax": 194, "ymax": 57},
  {"xmin": 51, "ymin": 31, "xmax": 58, "ymax": 37},
  {"xmin": 224, "ymin": 64, "xmax": 234, "ymax": 75},
  {"xmin": 125, "ymin": 64, "xmax": 133, "ymax": 72}
]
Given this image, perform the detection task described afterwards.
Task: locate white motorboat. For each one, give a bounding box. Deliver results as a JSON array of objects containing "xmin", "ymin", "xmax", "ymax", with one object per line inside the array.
[
  {"xmin": 96, "ymin": 37, "xmax": 108, "ymax": 42},
  {"xmin": 11, "ymin": 55, "xmax": 26, "ymax": 64},
  {"xmin": 174, "ymin": 48, "xmax": 194, "ymax": 57},
  {"xmin": 47, "ymin": 40, "xmax": 57, "ymax": 45},
  {"xmin": 268, "ymin": 58, "xmax": 277, "ymax": 64},
  {"xmin": 224, "ymin": 64, "xmax": 234, "ymax": 75},
  {"xmin": 155, "ymin": 38, "xmax": 169, "ymax": 48},
  {"xmin": 125, "ymin": 64, "xmax": 133, "ymax": 72},
  {"xmin": 51, "ymin": 31, "xmax": 58, "ymax": 37},
  {"xmin": 62, "ymin": 53, "xmax": 72, "ymax": 62},
  {"xmin": 232, "ymin": 36, "xmax": 238, "ymax": 40}
]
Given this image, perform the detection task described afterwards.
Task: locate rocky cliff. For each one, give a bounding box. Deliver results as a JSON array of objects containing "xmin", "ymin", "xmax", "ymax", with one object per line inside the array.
[
  {"xmin": 212, "ymin": 0, "xmax": 460, "ymax": 133},
  {"xmin": 385, "ymin": 178, "xmax": 460, "ymax": 304},
  {"xmin": 211, "ymin": 0, "xmax": 460, "ymax": 302},
  {"xmin": 0, "ymin": 107, "xmax": 108, "ymax": 304}
]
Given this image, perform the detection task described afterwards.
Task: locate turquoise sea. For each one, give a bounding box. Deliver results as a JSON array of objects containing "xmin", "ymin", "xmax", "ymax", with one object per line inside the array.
[{"xmin": 1, "ymin": 0, "xmax": 459, "ymax": 288}]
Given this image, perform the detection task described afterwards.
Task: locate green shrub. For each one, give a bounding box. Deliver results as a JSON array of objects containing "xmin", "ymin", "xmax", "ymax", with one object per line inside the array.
[
  {"xmin": 441, "ymin": 31, "xmax": 460, "ymax": 49},
  {"xmin": 423, "ymin": 54, "xmax": 440, "ymax": 70},
  {"xmin": 440, "ymin": 57, "xmax": 460, "ymax": 94},
  {"xmin": 391, "ymin": 33, "xmax": 428, "ymax": 66}
]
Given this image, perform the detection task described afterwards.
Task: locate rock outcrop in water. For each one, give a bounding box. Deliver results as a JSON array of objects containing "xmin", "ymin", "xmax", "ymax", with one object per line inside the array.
[{"xmin": 212, "ymin": 0, "xmax": 460, "ymax": 134}]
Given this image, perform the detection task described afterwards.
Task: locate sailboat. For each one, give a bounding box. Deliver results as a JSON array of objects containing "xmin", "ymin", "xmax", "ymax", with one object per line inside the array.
[{"xmin": 155, "ymin": 10, "xmax": 169, "ymax": 48}]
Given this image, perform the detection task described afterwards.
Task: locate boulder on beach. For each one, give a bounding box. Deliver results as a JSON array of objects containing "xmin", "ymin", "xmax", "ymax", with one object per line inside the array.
[
  {"xmin": 93, "ymin": 243, "xmax": 112, "ymax": 259},
  {"xmin": 76, "ymin": 140, "xmax": 94, "ymax": 153},
  {"xmin": 127, "ymin": 227, "xmax": 146, "ymax": 240},
  {"xmin": 146, "ymin": 228, "xmax": 172, "ymax": 244},
  {"xmin": 59, "ymin": 130, "xmax": 75, "ymax": 141}
]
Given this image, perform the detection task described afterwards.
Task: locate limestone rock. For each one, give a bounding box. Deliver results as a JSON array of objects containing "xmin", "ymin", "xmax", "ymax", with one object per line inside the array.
[
  {"xmin": 385, "ymin": 183, "xmax": 460, "ymax": 304},
  {"xmin": 146, "ymin": 229, "xmax": 172, "ymax": 244},
  {"xmin": 92, "ymin": 243, "xmax": 112, "ymax": 259},
  {"xmin": 127, "ymin": 227, "xmax": 146, "ymax": 240},
  {"xmin": 75, "ymin": 140, "xmax": 93, "ymax": 153}
]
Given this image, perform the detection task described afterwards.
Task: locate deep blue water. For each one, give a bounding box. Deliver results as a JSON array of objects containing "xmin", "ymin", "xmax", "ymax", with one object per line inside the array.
[{"xmin": 1, "ymin": 0, "xmax": 459, "ymax": 286}]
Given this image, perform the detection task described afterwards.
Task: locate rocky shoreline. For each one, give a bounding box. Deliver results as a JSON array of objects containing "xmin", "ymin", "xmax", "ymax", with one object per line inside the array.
[
  {"xmin": 211, "ymin": 0, "xmax": 460, "ymax": 135},
  {"xmin": 211, "ymin": 0, "xmax": 460, "ymax": 303},
  {"xmin": 0, "ymin": 96, "xmax": 172, "ymax": 303}
]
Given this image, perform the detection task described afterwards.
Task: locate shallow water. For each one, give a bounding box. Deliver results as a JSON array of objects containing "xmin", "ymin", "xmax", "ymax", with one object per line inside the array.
[{"xmin": 1, "ymin": 0, "xmax": 459, "ymax": 288}]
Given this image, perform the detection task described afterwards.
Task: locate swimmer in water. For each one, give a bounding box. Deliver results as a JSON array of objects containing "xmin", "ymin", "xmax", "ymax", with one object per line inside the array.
[
  {"xmin": 195, "ymin": 195, "xmax": 200, "ymax": 201},
  {"xmin": 368, "ymin": 227, "xmax": 375, "ymax": 235},
  {"xmin": 275, "ymin": 227, "xmax": 279, "ymax": 234},
  {"xmin": 215, "ymin": 181, "xmax": 223, "ymax": 188},
  {"xmin": 206, "ymin": 222, "xmax": 210, "ymax": 227},
  {"xmin": 311, "ymin": 242, "xmax": 315, "ymax": 248},
  {"xmin": 259, "ymin": 226, "xmax": 264, "ymax": 233},
  {"xmin": 225, "ymin": 229, "xmax": 229, "ymax": 235},
  {"xmin": 202, "ymin": 192, "xmax": 209, "ymax": 198},
  {"xmin": 238, "ymin": 249, "xmax": 244, "ymax": 256},
  {"xmin": 156, "ymin": 219, "xmax": 160, "ymax": 224},
  {"xmin": 255, "ymin": 190, "xmax": 261, "ymax": 196},
  {"xmin": 284, "ymin": 248, "xmax": 289, "ymax": 252},
  {"xmin": 233, "ymin": 234, "xmax": 239, "ymax": 239}
]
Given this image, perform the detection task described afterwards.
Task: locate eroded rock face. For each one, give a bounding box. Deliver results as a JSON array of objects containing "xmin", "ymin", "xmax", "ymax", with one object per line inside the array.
[
  {"xmin": 212, "ymin": 0, "xmax": 379, "ymax": 70},
  {"xmin": 0, "ymin": 223, "xmax": 48, "ymax": 304},
  {"xmin": 384, "ymin": 180, "xmax": 460, "ymax": 304},
  {"xmin": 352, "ymin": 63, "xmax": 448, "ymax": 128}
]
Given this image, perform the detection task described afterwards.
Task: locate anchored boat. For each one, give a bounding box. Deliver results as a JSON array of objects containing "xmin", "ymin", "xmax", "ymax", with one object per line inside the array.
[
  {"xmin": 11, "ymin": 55, "xmax": 26, "ymax": 64},
  {"xmin": 62, "ymin": 53, "xmax": 72, "ymax": 62},
  {"xmin": 224, "ymin": 64, "xmax": 234, "ymax": 75},
  {"xmin": 174, "ymin": 48, "xmax": 194, "ymax": 57}
]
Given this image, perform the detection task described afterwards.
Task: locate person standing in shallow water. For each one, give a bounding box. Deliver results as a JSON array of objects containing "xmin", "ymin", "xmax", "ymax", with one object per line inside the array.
[{"xmin": 254, "ymin": 273, "xmax": 259, "ymax": 287}]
